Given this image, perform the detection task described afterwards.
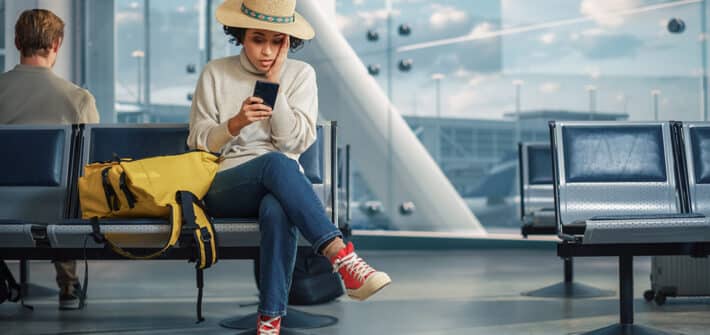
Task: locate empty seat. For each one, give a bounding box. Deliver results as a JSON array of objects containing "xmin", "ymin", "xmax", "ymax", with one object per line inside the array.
[
  {"xmin": 681, "ymin": 122, "xmax": 710, "ymax": 215},
  {"xmin": 519, "ymin": 142, "xmax": 555, "ymax": 235},
  {"xmin": 550, "ymin": 121, "xmax": 710, "ymax": 244},
  {"xmin": 0, "ymin": 125, "xmax": 74, "ymax": 248}
]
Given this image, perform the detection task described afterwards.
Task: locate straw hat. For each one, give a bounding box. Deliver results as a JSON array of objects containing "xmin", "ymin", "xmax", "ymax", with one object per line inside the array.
[{"xmin": 216, "ymin": 0, "xmax": 314, "ymax": 40}]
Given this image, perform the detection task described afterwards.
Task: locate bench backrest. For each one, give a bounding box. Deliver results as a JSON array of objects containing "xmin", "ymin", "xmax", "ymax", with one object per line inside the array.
[
  {"xmin": 71, "ymin": 123, "xmax": 330, "ymax": 217},
  {"xmin": 550, "ymin": 122, "xmax": 681, "ymax": 227},
  {"xmin": 681, "ymin": 122, "xmax": 710, "ymax": 215},
  {"xmin": 518, "ymin": 142, "xmax": 553, "ymax": 220},
  {"xmin": 0, "ymin": 125, "xmax": 74, "ymax": 223}
]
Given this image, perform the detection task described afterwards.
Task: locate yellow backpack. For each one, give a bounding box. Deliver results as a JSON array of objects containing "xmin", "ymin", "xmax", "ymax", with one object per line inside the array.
[{"xmin": 78, "ymin": 151, "xmax": 220, "ymax": 322}]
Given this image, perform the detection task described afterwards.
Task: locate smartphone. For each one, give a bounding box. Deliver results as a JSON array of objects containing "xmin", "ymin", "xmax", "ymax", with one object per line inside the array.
[{"xmin": 253, "ymin": 80, "xmax": 280, "ymax": 109}]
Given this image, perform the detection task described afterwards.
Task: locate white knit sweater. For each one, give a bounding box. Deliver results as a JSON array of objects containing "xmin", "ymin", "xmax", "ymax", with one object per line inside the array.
[{"xmin": 187, "ymin": 50, "xmax": 318, "ymax": 172}]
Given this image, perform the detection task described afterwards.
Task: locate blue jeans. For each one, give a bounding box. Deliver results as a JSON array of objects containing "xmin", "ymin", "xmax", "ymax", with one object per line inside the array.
[{"xmin": 205, "ymin": 152, "xmax": 342, "ymax": 317}]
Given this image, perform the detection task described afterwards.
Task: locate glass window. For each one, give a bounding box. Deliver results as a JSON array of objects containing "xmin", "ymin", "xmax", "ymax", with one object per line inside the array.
[
  {"xmin": 1, "ymin": 0, "xmax": 5, "ymax": 72},
  {"xmin": 116, "ymin": 0, "xmax": 148, "ymax": 122},
  {"xmin": 115, "ymin": 0, "xmax": 202, "ymax": 123},
  {"xmin": 338, "ymin": 0, "xmax": 708, "ymax": 231}
]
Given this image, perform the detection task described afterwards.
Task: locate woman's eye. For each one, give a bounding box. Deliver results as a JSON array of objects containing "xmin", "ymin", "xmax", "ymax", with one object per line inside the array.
[
  {"xmin": 273, "ymin": 39, "xmax": 283, "ymax": 45},
  {"xmin": 252, "ymin": 38, "xmax": 264, "ymax": 44}
]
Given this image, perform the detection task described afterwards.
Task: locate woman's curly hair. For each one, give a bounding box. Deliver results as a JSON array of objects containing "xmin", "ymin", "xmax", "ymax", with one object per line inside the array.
[{"xmin": 223, "ymin": 26, "xmax": 305, "ymax": 52}]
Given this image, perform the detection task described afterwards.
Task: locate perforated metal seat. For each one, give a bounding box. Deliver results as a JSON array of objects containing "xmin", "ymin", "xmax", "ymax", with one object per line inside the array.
[{"xmin": 551, "ymin": 121, "xmax": 710, "ymax": 244}]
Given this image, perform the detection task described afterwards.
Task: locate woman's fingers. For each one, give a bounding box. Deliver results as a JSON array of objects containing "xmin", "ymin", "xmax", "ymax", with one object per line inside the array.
[
  {"xmin": 244, "ymin": 96, "xmax": 264, "ymax": 105},
  {"xmin": 246, "ymin": 110, "xmax": 272, "ymax": 121},
  {"xmin": 244, "ymin": 103, "xmax": 272, "ymax": 112}
]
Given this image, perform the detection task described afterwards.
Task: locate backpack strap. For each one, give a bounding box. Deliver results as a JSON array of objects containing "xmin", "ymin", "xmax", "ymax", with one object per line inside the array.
[
  {"xmin": 176, "ymin": 191, "xmax": 218, "ymax": 270},
  {"xmin": 176, "ymin": 191, "xmax": 218, "ymax": 323},
  {"xmin": 0, "ymin": 260, "xmax": 33, "ymax": 310},
  {"xmin": 88, "ymin": 200, "xmax": 183, "ymax": 260}
]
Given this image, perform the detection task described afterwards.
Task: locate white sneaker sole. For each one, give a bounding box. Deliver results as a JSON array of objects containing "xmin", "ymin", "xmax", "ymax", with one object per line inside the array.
[{"xmin": 347, "ymin": 272, "xmax": 391, "ymax": 301}]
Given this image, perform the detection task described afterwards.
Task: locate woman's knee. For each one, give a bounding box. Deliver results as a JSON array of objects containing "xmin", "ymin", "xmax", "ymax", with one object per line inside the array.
[{"xmin": 261, "ymin": 152, "xmax": 298, "ymax": 173}]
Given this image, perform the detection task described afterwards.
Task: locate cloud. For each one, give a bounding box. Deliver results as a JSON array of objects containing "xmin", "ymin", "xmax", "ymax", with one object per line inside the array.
[
  {"xmin": 356, "ymin": 9, "xmax": 401, "ymax": 27},
  {"xmin": 453, "ymin": 68, "xmax": 473, "ymax": 78},
  {"xmin": 469, "ymin": 22, "xmax": 494, "ymax": 38},
  {"xmin": 116, "ymin": 12, "xmax": 142, "ymax": 24},
  {"xmin": 539, "ymin": 33, "xmax": 556, "ymax": 45},
  {"xmin": 580, "ymin": 0, "xmax": 641, "ymax": 27},
  {"xmin": 467, "ymin": 73, "xmax": 500, "ymax": 87},
  {"xmin": 429, "ymin": 4, "xmax": 467, "ymax": 29},
  {"xmin": 538, "ymin": 82, "xmax": 560, "ymax": 94},
  {"xmin": 336, "ymin": 14, "xmax": 352, "ymax": 31}
]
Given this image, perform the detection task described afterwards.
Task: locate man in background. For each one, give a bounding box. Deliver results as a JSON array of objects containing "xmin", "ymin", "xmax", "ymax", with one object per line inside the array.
[{"xmin": 0, "ymin": 8, "xmax": 99, "ymax": 309}]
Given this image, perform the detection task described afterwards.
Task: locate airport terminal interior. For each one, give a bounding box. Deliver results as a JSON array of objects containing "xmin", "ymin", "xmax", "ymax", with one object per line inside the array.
[{"xmin": 1, "ymin": 0, "xmax": 710, "ymax": 334}]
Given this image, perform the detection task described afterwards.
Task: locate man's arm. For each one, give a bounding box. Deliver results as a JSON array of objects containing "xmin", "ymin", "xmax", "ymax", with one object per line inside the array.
[{"xmin": 78, "ymin": 92, "xmax": 100, "ymax": 124}]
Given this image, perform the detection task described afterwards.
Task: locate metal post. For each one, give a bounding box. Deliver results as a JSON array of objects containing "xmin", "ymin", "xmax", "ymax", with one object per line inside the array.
[
  {"xmin": 514, "ymin": 81, "xmax": 522, "ymax": 145},
  {"xmin": 19, "ymin": 259, "xmax": 29, "ymax": 296},
  {"xmin": 205, "ymin": 0, "xmax": 212, "ymax": 63},
  {"xmin": 586, "ymin": 85, "xmax": 597, "ymax": 119},
  {"xmin": 652, "ymin": 90, "xmax": 661, "ymax": 121},
  {"xmin": 346, "ymin": 145, "xmax": 351, "ymax": 223},
  {"xmin": 386, "ymin": 0, "xmax": 393, "ymax": 224},
  {"xmin": 619, "ymin": 255, "xmax": 634, "ymax": 325},
  {"xmin": 701, "ymin": 0, "xmax": 708, "ymax": 121},
  {"xmin": 563, "ymin": 257, "xmax": 573, "ymax": 283},
  {"xmin": 435, "ymin": 78, "xmax": 441, "ymax": 163},
  {"xmin": 143, "ymin": 0, "xmax": 151, "ymax": 122}
]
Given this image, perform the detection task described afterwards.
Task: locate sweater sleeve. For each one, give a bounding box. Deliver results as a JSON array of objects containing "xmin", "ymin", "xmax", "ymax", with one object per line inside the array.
[
  {"xmin": 187, "ymin": 66, "xmax": 235, "ymax": 152},
  {"xmin": 269, "ymin": 65, "xmax": 318, "ymax": 155}
]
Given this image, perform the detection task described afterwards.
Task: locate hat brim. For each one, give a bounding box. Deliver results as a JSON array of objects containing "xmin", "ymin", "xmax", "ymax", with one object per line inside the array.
[{"xmin": 216, "ymin": 0, "xmax": 315, "ymax": 40}]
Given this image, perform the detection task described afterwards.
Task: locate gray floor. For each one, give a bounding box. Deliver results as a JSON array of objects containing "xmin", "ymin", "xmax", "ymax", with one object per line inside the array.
[{"xmin": 2, "ymin": 249, "xmax": 710, "ymax": 334}]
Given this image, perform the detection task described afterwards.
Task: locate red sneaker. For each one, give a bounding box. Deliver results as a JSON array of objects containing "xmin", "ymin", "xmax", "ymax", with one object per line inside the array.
[
  {"xmin": 330, "ymin": 242, "xmax": 391, "ymax": 301},
  {"xmin": 257, "ymin": 314, "xmax": 281, "ymax": 335}
]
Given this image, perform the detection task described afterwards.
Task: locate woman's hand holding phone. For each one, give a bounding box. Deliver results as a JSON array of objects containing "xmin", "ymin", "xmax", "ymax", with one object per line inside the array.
[
  {"xmin": 227, "ymin": 96, "xmax": 272, "ymax": 136},
  {"xmin": 265, "ymin": 36, "xmax": 289, "ymax": 83}
]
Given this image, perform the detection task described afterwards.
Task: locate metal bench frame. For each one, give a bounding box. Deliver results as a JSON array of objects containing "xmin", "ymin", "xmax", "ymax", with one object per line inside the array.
[
  {"xmin": 550, "ymin": 121, "xmax": 710, "ymax": 335},
  {"xmin": 0, "ymin": 122, "xmax": 343, "ymax": 334}
]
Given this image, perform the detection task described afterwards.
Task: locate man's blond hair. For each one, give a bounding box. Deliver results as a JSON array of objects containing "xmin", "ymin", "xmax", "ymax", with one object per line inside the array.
[{"xmin": 15, "ymin": 9, "xmax": 65, "ymax": 58}]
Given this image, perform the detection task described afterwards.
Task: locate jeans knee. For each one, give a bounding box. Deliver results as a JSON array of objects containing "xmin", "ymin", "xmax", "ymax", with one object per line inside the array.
[{"xmin": 261, "ymin": 152, "xmax": 297, "ymax": 173}]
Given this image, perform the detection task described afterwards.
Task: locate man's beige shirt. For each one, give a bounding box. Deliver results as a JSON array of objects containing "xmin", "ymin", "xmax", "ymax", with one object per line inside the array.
[{"xmin": 0, "ymin": 64, "xmax": 99, "ymax": 124}]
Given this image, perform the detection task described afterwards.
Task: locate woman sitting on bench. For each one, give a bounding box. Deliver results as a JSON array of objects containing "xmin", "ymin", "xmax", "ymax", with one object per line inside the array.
[{"xmin": 187, "ymin": 0, "xmax": 391, "ymax": 333}]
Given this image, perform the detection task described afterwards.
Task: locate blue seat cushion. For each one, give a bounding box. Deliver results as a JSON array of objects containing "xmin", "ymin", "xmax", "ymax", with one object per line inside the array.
[
  {"xmin": 88, "ymin": 127, "xmax": 189, "ymax": 162},
  {"xmin": 690, "ymin": 127, "xmax": 710, "ymax": 184},
  {"xmin": 528, "ymin": 146, "xmax": 552, "ymax": 185},
  {"xmin": 0, "ymin": 129, "xmax": 65, "ymax": 186},
  {"xmin": 562, "ymin": 125, "xmax": 667, "ymax": 183}
]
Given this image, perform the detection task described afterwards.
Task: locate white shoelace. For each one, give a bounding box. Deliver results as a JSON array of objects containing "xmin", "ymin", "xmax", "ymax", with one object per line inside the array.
[
  {"xmin": 333, "ymin": 252, "xmax": 375, "ymax": 282},
  {"xmin": 258, "ymin": 316, "xmax": 281, "ymax": 335}
]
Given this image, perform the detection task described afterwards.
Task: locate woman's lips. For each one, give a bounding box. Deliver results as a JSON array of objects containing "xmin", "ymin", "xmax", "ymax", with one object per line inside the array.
[{"xmin": 260, "ymin": 60, "xmax": 273, "ymax": 67}]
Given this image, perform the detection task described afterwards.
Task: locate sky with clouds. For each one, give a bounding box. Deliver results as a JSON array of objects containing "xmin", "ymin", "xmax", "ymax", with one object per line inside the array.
[{"xmin": 335, "ymin": 0, "xmax": 709, "ymax": 121}]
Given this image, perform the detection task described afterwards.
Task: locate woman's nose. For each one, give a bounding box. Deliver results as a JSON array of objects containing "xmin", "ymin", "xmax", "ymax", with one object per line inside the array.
[{"xmin": 262, "ymin": 46, "xmax": 272, "ymax": 56}]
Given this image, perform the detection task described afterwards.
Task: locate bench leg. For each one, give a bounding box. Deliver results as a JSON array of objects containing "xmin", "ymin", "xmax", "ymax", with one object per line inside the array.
[
  {"xmin": 19, "ymin": 259, "xmax": 57, "ymax": 298},
  {"xmin": 579, "ymin": 256, "xmax": 680, "ymax": 335},
  {"xmin": 522, "ymin": 257, "xmax": 615, "ymax": 298},
  {"xmin": 221, "ymin": 308, "xmax": 338, "ymax": 333}
]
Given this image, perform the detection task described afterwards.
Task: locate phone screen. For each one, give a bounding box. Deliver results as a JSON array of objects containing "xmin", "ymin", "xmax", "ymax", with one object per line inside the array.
[{"xmin": 253, "ymin": 80, "xmax": 280, "ymax": 109}]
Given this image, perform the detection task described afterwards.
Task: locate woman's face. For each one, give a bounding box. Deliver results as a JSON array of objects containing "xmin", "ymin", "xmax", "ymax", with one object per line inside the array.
[{"xmin": 242, "ymin": 29, "xmax": 286, "ymax": 72}]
